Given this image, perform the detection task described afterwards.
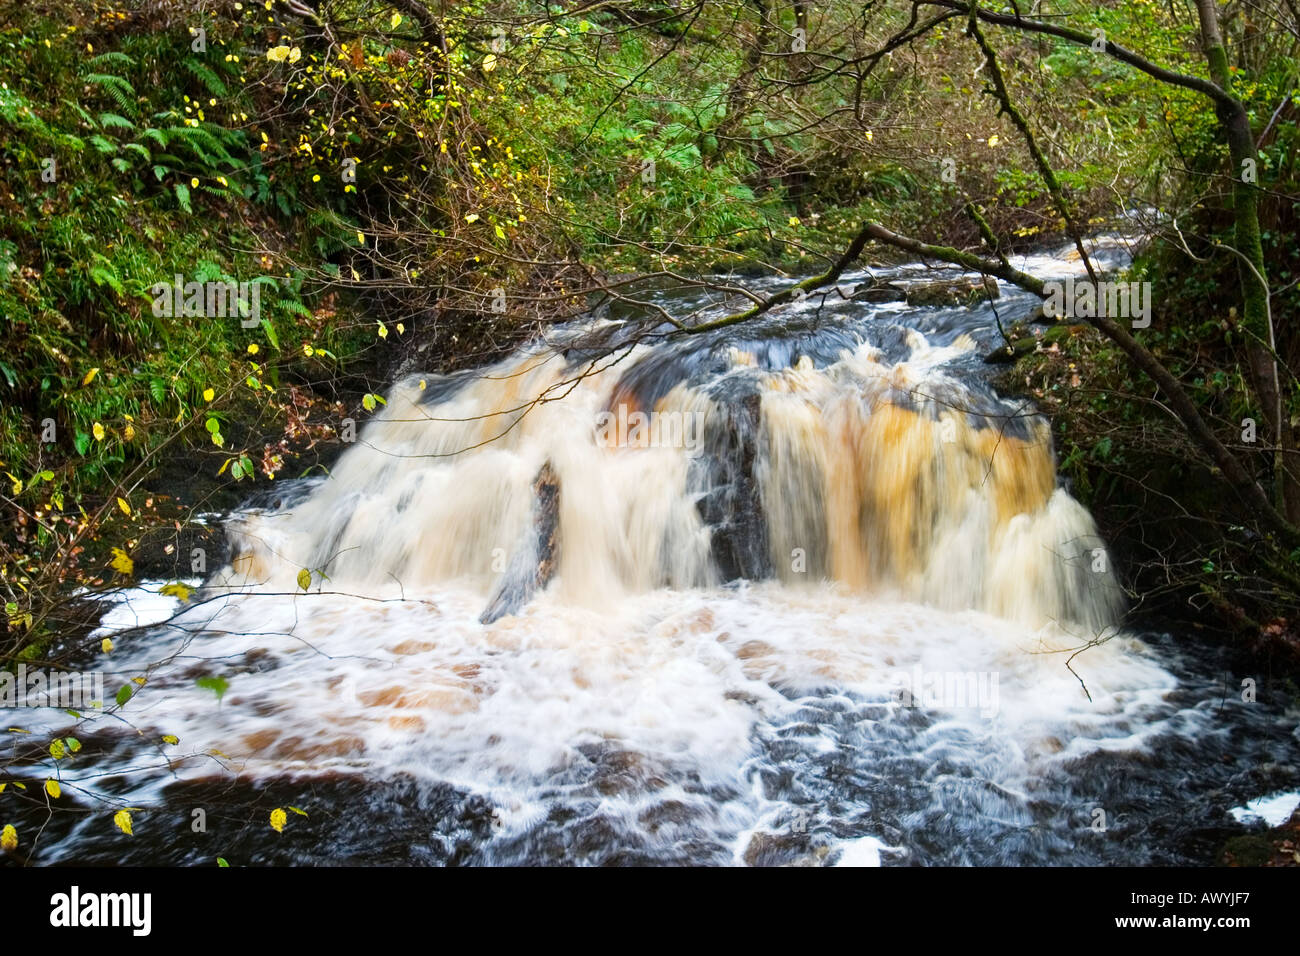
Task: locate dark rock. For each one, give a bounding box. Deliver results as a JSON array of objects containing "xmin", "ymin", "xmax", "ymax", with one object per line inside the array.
[{"xmin": 479, "ymin": 461, "xmax": 561, "ymax": 624}]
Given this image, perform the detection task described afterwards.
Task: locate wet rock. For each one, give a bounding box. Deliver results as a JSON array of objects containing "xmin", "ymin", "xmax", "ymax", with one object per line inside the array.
[
  {"xmin": 743, "ymin": 829, "xmax": 822, "ymax": 866},
  {"xmin": 479, "ymin": 460, "xmax": 560, "ymax": 624},
  {"xmin": 850, "ymin": 279, "xmax": 908, "ymax": 303},
  {"xmin": 906, "ymin": 276, "xmax": 999, "ymax": 307}
]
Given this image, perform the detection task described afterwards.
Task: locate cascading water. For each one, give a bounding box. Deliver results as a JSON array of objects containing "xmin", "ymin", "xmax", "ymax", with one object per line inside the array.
[{"xmin": 7, "ymin": 238, "xmax": 1298, "ymax": 865}]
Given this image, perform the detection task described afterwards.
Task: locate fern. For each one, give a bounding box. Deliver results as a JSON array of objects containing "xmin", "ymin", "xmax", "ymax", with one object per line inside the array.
[
  {"xmin": 98, "ymin": 112, "xmax": 135, "ymax": 130},
  {"xmin": 183, "ymin": 56, "xmax": 229, "ymax": 97},
  {"xmin": 84, "ymin": 73, "xmax": 140, "ymax": 119},
  {"xmin": 86, "ymin": 52, "xmax": 136, "ymax": 69}
]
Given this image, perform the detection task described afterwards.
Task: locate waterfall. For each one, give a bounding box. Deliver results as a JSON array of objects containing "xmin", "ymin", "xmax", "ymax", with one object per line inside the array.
[{"xmin": 217, "ymin": 311, "xmax": 1124, "ymax": 638}]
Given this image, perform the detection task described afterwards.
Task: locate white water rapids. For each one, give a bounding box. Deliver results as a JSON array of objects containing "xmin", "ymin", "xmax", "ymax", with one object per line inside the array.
[{"xmin": 7, "ymin": 243, "xmax": 1298, "ymax": 865}]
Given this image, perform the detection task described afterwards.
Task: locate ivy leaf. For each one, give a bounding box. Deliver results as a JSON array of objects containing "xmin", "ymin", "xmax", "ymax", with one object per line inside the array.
[{"xmin": 195, "ymin": 676, "xmax": 228, "ymax": 701}]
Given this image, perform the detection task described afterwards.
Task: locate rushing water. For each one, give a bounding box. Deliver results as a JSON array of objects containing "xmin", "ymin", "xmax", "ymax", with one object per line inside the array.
[{"xmin": 5, "ymin": 236, "xmax": 1298, "ymax": 865}]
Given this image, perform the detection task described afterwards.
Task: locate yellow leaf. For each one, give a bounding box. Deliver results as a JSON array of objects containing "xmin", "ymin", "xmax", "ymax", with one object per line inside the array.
[
  {"xmin": 161, "ymin": 734, "xmax": 179, "ymax": 745},
  {"xmin": 482, "ymin": 53, "xmax": 498, "ymax": 73},
  {"xmin": 203, "ymin": 387, "xmax": 215, "ymax": 402},
  {"xmin": 117, "ymin": 497, "xmax": 130, "ymax": 515},
  {"xmin": 288, "ymin": 47, "xmax": 301, "ymax": 64},
  {"xmin": 6, "ymin": 473, "xmax": 21, "ymax": 495},
  {"xmin": 110, "ymin": 547, "xmax": 133, "ymax": 576},
  {"xmin": 247, "ymin": 343, "xmax": 259, "ymax": 355},
  {"xmin": 92, "ymin": 422, "xmax": 106, "ymax": 441},
  {"xmin": 270, "ymin": 807, "xmax": 287, "ymax": 833},
  {"xmin": 160, "ymin": 582, "xmax": 192, "ymax": 601},
  {"xmin": 82, "ymin": 367, "xmax": 100, "ymax": 386},
  {"xmin": 124, "ymin": 423, "xmax": 135, "ymax": 441},
  {"xmin": 266, "ymin": 45, "xmax": 290, "ymax": 62},
  {"xmin": 1, "ymin": 824, "xmax": 16, "ymax": 851},
  {"xmin": 377, "ymin": 322, "xmax": 388, "ymax": 339},
  {"xmin": 190, "ymin": 177, "xmax": 199, "ymax": 188},
  {"xmin": 988, "ymin": 135, "xmax": 1000, "ymax": 147},
  {"xmin": 296, "ymin": 568, "xmax": 311, "ymax": 591},
  {"xmin": 356, "ymin": 231, "xmax": 365, "ymax": 245},
  {"xmin": 101, "ymin": 637, "xmax": 114, "ymax": 654},
  {"xmin": 45, "ymin": 779, "xmax": 61, "ymax": 799},
  {"xmin": 113, "ymin": 809, "xmax": 133, "ymax": 835},
  {"xmin": 464, "ymin": 213, "xmax": 480, "ymax": 223},
  {"xmin": 396, "ymin": 323, "xmax": 405, "ymax": 335},
  {"xmin": 391, "ymin": 11, "xmax": 403, "ymax": 28}
]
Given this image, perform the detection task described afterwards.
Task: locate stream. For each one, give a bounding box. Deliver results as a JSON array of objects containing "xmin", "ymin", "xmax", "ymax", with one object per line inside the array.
[{"xmin": 5, "ymin": 233, "xmax": 1298, "ymax": 865}]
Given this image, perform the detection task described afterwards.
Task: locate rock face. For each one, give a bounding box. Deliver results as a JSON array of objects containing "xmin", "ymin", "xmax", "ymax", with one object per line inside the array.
[
  {"xmin": 479, "ymin": 461, "xmax": 561, "ymax": 624},
  {"xmin": 850, "ymin": 279, "xmax": 908, "ymax": 303},
  {"xmin": 905, "ymin": 276, "xmax": 1000, "ymax": 307}
]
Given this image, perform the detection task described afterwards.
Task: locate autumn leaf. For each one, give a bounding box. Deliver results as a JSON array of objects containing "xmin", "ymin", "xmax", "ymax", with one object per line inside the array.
[
  {"xmin": 483, "ymin": 53, "xmax": 498, "ymax": 72},
  {"xmin": 82, "ymin": 367, "xmax": 100, "ymax": 386},
  {"xmin": 113, "ymin": 809, "xmax": 133, "ymax": 835},
  {"xmin": 269, "ymin": 807, "xmax": 287, "ymax": 833},
  {"xmin": 203, "ymin": 387, "xmax": 215, "ymax": 402},
  {"xmin": 161, "ymin": 734, "xmax": 179, "ymax": 745},
  {"xmin": 160, "ymin": 582, "xmax": 192, "ymax": 601},
  {"xmin": 110, "ymin": 548, "xmax": 133, "ymax": 576},
  {"xmin": 1, "ymin": 824, "xmax": 16, "ymax": 851},
  {"xmin": 117, "ymin": 497, "xmax": 131, "ymax": 516},
  {"xmin": 92, "ymin": 422, "xmax": 106, "ymax": 441},
  {"xmin": 49, "ymin": 738, "xmax": 66, "ymax": 760},
  {"xmin": 45, "ymin": 779, "xmax": 61, "ymax": 799},
  {"xmin": 101, "ymin": 637, "xmax": 114, "ymax": 654},
  {"xmin": 296, "ymin": 568, "xmax": 311, "ymax": 591}
]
